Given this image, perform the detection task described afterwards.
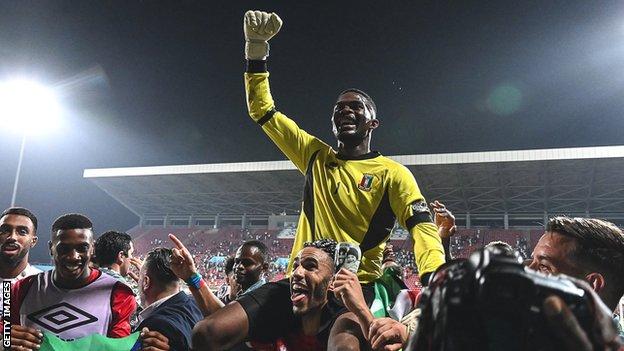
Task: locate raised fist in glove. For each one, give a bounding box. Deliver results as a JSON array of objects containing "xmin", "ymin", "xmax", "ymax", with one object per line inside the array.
[{"xmin": 244, "ymin": 10, "xmax": 283, "ymax": 60}]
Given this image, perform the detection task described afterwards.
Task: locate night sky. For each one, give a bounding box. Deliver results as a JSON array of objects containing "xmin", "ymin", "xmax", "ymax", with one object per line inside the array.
[{"xmin": 1, "ymin": 1, "xmax": 624, "ymax": 261}]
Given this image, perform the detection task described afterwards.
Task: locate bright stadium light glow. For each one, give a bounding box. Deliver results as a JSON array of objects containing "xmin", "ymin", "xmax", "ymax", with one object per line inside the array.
[
  {"xmin": 0, "ymin": 78, "xmax": 64, "ymax": 206},
  {"xmin": 0, "ymin": 79, "xmax": 62, "ymax": 135}
]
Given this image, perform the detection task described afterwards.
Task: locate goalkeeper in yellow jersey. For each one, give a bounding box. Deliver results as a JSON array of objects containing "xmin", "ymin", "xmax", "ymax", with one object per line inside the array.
[{"xmin": 192, "ymin": 10, "xmax": 446, "ymax": 351}]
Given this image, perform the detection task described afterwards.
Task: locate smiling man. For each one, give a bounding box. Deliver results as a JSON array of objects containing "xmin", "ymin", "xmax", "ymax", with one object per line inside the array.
[
  {"xmin": 288, "ymin": 240, "xmax": 343, "ymax": 346},
  {"xmin": 248, "ymin": 239, "xmax": 343, "ymax": 351},
  {"xmin": 0, "ymin": 207, "xmax": 41, "ymax": 283},
  {"xmin": 191, "ymin": 10, "xmax": 444, "ymax": 351},
  {"xmin": 9, "ymin": 213, "xmax": 137, "ymax": 348}
]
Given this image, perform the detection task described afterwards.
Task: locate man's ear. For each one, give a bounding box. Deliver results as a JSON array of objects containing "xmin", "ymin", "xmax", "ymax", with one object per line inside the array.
[
  {"xmin": 585, "ymin": 272, "xmax": 605, "ymax": 293},
  {"xmin": 368, "ymin": 118, "xmax": 380, "ymax": 130},
  {"xmin": 30, "ymin": 236, "xmax": 38, "ymax": 248},
  {"xmin": 143, "ymin": 275, "xmax": 151, "ymax": 292},
  {"xmin": 116, "ymin": 251, "xmax": 125, "ymax": 265}
]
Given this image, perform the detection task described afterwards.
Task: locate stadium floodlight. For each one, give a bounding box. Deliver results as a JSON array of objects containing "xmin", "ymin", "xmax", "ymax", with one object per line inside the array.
[
  {"xmin": 0, "ymin": 79, "xmax": 63, "ymax": 206},
  {"xmin": 0, "ymin": 79, "xmax": 62, "ymax": 135}
]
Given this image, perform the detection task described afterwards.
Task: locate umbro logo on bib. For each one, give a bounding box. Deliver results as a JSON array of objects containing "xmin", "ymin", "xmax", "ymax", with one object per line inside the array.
[
  {"xmin": 27, "ymin": 302, "xmax": 98, "ymax": 334},
  {"xmin": 358, "ymin": 174, "xmax": 374, "ymax": 191}
]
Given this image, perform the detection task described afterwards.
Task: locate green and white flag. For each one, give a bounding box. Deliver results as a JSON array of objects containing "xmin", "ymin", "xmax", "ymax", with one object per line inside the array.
[
  {"xmin": 39, "ymin": 331, "xmax": 141, "ymax": 351},
  {"xmin": 370, "ymin": 266, "xmax": 407, "ymax": 318}
]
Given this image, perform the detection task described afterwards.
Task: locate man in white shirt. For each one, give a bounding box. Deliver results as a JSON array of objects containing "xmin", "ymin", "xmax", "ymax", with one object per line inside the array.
[{"xmin": 0, "ymin": 207, "xmax": 42, "ymax": 283}]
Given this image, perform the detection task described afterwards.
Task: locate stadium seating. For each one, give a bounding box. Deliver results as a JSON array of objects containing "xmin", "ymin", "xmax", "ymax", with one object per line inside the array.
[{"xmin": 128, "ymin": 225, "xmax": 540, "ymax": 290}]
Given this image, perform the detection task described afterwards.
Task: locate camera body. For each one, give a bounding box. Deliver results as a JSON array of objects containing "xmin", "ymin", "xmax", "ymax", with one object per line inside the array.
[{"xmin": 408, "ymin": 246, "xmax": 595, "ymax": 351}]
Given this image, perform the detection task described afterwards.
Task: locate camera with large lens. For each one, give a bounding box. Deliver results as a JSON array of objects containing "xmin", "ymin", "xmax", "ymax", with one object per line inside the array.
[{"xmin": 407, "ymin": 246, "xmax": 594, "ymax": 351}]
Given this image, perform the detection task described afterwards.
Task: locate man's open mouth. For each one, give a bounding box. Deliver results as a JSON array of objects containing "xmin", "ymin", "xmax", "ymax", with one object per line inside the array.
[
  {"xmin": 1, "ymin": 243, "xmax": 20, "ymax": 254},
  {"xmin": 291, "ymin": 282, "xmax": 309, "ymax": 304},
  {"xmin": 337, "ymin": 118, "xmax": 357, "ymax": 132}
]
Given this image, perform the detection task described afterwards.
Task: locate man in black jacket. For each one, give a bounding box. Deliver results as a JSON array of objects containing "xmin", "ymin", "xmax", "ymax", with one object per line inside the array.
[{"xmin": 137, "ymin": 247, "xmax": 203, "ymax": 351}]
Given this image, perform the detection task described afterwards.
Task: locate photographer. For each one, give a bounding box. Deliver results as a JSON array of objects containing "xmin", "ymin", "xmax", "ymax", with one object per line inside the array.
[
  {"xmin": 528, "ymin": 217, "xmax": 624, "ymax": 331},
  {"xmin": 525, "ymin": 216, "xmax": 624, "ymax": 349},
  {"xmin": 408, "ymin": 215, "xmax": 624, "ymax": 351}
]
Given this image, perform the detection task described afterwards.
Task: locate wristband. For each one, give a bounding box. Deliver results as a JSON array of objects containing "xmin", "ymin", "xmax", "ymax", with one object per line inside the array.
[
  {"xmin": 185, "ymin": 272, "xmax": 204, "ymax": 290},
  {"xmin": 246, "ymin": 60, "xmax": 268, "ymax": 73}
]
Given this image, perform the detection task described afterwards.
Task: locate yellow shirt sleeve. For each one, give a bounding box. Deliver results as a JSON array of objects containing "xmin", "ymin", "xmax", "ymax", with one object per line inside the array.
[
  {"xmin": 388, "ymin": 165, "xmax": 445, "ymax": 276},
  {"xmin": 245, "ymin": 72, "xmax": 275, "ymax": 121},
  {"xmin": 245, "ymin": 72, "xmax": 326, "ymax": 173}
]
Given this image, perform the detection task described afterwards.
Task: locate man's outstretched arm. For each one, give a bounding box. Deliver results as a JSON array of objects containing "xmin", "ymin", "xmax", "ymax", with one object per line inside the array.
[
  {"xmin": 243, "ymin": 10, "xmax": 326, "ymax": 173},
  {"xmin": 244, "ymin": 10, "xmax": 281, "ymax": 122}
]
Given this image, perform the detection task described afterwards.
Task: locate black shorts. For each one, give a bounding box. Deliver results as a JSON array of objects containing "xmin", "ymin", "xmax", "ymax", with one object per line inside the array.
[{"xmin": 238, "ymin": 278, "xmax": 375, "ymax": 342}]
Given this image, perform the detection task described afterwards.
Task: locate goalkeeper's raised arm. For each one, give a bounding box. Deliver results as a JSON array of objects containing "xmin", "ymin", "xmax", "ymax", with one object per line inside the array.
[
  {"xmin": 243, "ymin": 10, "xmax": 282, "ymax": 122},
  {"xmin": 243, "ymin": 10, "xmax": 326, "ymax": 174}
]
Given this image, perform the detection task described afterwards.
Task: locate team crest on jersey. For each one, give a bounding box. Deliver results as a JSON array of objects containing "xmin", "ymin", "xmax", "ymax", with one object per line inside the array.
[{"xmin": 358, "ymin": 174, "xmax": 375, "ymax": 191}]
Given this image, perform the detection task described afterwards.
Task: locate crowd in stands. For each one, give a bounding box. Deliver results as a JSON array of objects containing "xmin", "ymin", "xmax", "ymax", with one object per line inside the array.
[
  {"xmin": 130, "ymin": 226, "xmax": 539, "ymax": 292},
  {"xmin": 132, "ymin": 227, "xmax": 293, "ymax": 290}
]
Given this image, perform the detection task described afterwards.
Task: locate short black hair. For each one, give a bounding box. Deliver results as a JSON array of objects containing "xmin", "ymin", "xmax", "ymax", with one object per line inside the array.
[
  {"xmin": 0, "ymin": 207, "xmax": 38, "ymax": 233},
  {"xmin": 304, "ymin": 239, "xmax": 337, "ymax": 271},
  {"xmin": 51, "ymin": 213, "xmax": 93, "ymax": 233},
  {"xmin": 240, "ymin": 240, "xmax": 268, "ymax": 263},
  {"xmin": 144, "ymin": 247, "xmax": 179, "ymax": 287},
  {"xmin": 484, "ymin": 240, "xmax": 514, "ymax": 254},
  {"xmin": 547, "ymin": 216, "xmax": 624, "ymax": 294},
  {"xmin": 338, "ymin": 88, "xmax": 377, "ymax": 118},
  {"xmin": 94, "ymin": 231, "xmax": 132, "ymax": 267},
  {"xmin": 224, "ymin": 256, "xmax": 235, "ymax": 275}
]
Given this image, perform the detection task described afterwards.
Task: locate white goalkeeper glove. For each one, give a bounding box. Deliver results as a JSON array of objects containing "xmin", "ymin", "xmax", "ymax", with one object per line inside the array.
[{"xmin": 244, "ymin": 10, "xmax": 283, "ymax": 60}]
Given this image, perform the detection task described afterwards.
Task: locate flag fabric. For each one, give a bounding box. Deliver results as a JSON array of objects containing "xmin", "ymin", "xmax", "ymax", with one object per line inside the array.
[
  {"xmin": 369, "ymin": 266, "xmax": 408, "ymax": 318},
  {"xmin": 39, "ymin": 331, "xmax": 141, "ymax": 351},
  {"xmin": 370, "ymin": 280, "xmax": 391, "ymax": 318}
]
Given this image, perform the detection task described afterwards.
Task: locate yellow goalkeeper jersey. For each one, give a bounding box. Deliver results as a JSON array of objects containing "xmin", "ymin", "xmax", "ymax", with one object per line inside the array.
[{"xmin": 245, "ymin": 71, "xmax": 445, "ymax": 283}]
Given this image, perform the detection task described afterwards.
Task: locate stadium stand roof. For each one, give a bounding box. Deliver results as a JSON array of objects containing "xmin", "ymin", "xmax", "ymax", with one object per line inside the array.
[{"xmin": 84, "ymin": 145, "xmax": 624, "ymax": 226}]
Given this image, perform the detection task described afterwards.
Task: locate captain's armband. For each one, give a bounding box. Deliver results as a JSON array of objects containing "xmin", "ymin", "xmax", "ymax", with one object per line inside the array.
[{"xmin": 406, "ymin": 199, "xmax": 433, "ymax": 230}]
